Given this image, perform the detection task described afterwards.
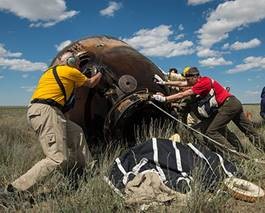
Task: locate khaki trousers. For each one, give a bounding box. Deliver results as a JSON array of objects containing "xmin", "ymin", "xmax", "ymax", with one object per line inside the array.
[{"xmin": 12, "ymin": 103, "xmax": 91, "ymax": 191}]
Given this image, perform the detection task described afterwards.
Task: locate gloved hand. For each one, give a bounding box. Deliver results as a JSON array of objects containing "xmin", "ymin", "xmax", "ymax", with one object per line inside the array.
[
  {"xmin": 152, "ymin": 94, "xmax": 166, "ymax": 102},
  {"xmin": 91, "ymin": 66, "xmax": 98, "ymax": 75},
  {"xmin": 82, "ymin": 66, "xmax": 99, "ymax": 76},
  {"xmin": 154, "ymin": 74, "xmax": 166, "ymax": 85}
]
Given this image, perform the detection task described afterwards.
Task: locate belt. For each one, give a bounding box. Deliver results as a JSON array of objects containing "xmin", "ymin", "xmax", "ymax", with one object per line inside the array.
[
  {"xmin": 219, "ymin": 96, "xmax": 232, "ymax": 107},
  {"xmin": 221, "ymin": 96, "xmax": 233, "ymax": 106},
  {"xmin": 31, "ymin": 98, "xmax": 64, "ymax": 111},
  {"xmin": 225, "ymin": 96, "xmax": 231, "ymax": 102}
]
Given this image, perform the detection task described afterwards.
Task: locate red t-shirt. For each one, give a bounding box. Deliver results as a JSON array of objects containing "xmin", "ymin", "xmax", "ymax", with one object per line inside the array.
[{"xmin": 191, "ymin": 77, "xmax": 231, "ymax": 105}]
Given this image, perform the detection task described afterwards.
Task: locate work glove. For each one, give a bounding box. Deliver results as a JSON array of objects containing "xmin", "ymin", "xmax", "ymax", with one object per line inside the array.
[
  {"xmin": 91, "ymin": 66, "xmax": 99, "ymax": 75},
  {"xmin": 82, "ymin": 66, "xmax": 99, "ymax": 76},
  {"xmin": 154, "ymin": 74, "xmax": 166, "ymax": 85},
  {"xmin": 152, "ymin": 94, "xmax": 166, "ymax": 102}
]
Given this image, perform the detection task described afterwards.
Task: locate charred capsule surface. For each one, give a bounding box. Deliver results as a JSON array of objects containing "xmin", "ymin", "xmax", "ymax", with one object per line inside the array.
[{"xmin": 51, "ymin": 36, "xmax": 170, "ymax": 145}]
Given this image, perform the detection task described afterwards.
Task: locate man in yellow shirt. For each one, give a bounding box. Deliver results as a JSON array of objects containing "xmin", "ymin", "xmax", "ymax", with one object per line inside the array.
[{"xmin": 3, "ymin": 52, "xmax": 102, "ymax": 194}]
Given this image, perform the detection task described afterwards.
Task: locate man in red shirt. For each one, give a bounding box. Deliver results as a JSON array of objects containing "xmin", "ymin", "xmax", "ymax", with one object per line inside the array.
[{"xmin": 152, "ymin": 67, "xmax": 265, "ymax": 152}]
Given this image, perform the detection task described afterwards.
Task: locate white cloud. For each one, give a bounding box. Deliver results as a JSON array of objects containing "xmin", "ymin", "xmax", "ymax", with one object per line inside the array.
[
  {"xmin": 21, "ymin": 86, "xmax": 35, "ymax": 92},
  {"xmin": 227, "ymin": 56, "xmax": 265, "ymax": 74},
  {"xmin": 0, "ymin": 43, "xmax": 47, "ymax": 72},
  {"xmin": 0, "ymin": 44, "xmax": 22, "ymax": 58},
  {"xmin": 100, "ymin": 1, "xmax": 122, "ymax": 17},
  {"xmin": 175, "ymin": 33, "xmax": 185, "ymax": 40},
  {"xmin": 223, "ymin": 39, "xmax": 261, "ymax": 50},
  {"xmin": 123, "ymin": 25, "xmax": 194, "ymax": 57},
  {"xmin": 178, "ymin": 24, "xmax": 184, "ymax": 31},
  {"xmin": 245, "ymin": 90, "xmax": 259, "ymax": 96},
  {"xmin": 0, "ymin": 58, "xmax": 47, "ymax": 72},
  {"xmin": 55, "ymin": 40, "xmax": 72, "ymax": 52},
  {"xmin": 229, "ymin": 38, "xmax": 261, "ymax": 50},
  {"xmin": 239, "ymin": 89, "xmax": 260, "ymax": 103},
  {"xmin": 0, "ymin": 0, "xmax": 78, "ymax": 27},
  {"xmin": 196, "ymin": 47, "xmax": 221, "ymax": 58},
  {"xmin": 199, "ymin": 57, "xmax": 232, "ymax": 67},
  {"xmin": 198, "ymin": 0, "xmax": 265, "ymax": 48},
  {"xmin": 0, "ymin": 75, "xmax": 4, "ymax": 79},
  {"xmin": 222, "ymin": 43, "xmax": 230, "ymax": 50},
  {"xmin": 187, "ymin": 0, "xmax": 212, "ymax": 5}
]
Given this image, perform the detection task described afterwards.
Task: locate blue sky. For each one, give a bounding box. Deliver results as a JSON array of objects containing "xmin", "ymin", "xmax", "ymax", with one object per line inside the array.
[{"xmin": 0, "ymin": 0, "xmax": 265, "ymax": 105}]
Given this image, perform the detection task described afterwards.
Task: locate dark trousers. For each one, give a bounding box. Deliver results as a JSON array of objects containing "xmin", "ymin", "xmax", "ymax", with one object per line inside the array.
[
  {"xmin": 192, "ymin": 117, "xmax": 244, "ymax": 152},
  {"xmin": 206, "ymin": 96, "xmax": 265, "ymax": 152}
]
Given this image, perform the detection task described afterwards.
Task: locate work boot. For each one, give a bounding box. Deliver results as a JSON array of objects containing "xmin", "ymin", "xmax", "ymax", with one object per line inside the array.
[
  {"xmin": 68, "ymin": 167, "xmax": 85, "ymax": 190},
  {"xmin": 0, "ymin": 184, "xmax": 18, "ymax": 197},
  {"xmin": 0, "ymin": 184, "xmax": 19, "ymax": 207},
  {"xmin": 63, "ymin": 166, "xmax": 85, "ymax": 191},
  {"xmin": 0, "ymin": 184, "xmax": 33, "ymax": 200},
  {"xmin": 6, "ymin": 184, "xmax": 17, "ymax": 193},
  {"xmin": 0, "ymin": 184, "xmax": 34, "ymax": 208}
]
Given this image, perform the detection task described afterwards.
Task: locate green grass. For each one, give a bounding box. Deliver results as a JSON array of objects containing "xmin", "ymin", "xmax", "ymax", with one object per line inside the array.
[{"xmin": 0, "ymin": 106, "xmax": 264, "ymax": 212}]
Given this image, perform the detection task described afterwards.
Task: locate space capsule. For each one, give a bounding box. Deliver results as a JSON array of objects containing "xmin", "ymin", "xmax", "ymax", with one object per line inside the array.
[{"xmin": 51, "ymin": 36, "xmax": 171, "ymax": 145}]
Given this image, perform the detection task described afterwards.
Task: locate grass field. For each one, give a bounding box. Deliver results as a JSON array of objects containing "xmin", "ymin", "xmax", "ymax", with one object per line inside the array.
[{"xmin": 0, "ymin": 105, "xmax": 265, "ymax": 212}]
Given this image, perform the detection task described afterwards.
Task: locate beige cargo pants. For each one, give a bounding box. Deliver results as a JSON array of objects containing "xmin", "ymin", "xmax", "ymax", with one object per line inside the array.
[{"xmin": 12, "ymin": 103, "xmax": 91, "ymax": 191}]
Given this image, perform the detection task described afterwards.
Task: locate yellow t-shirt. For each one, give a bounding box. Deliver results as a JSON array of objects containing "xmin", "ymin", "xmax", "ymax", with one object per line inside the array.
[{"xmin": 32, "ymin": 65, "xmax": 87, "ymax": 106}]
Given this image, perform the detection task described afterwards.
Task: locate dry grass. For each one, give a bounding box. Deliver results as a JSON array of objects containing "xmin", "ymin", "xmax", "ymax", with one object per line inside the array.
[{"xmin": 0, "ymin": 105, "xmax": 264, "ymax": 212}]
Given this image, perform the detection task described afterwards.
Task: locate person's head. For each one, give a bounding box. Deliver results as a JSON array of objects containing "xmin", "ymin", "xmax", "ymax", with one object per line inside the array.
[
  {"xmin": 226, "ymin": 86, "xmax": 231, "ymax": 92},
  {"xmin": 169, "ymin": 68, "xmax": 178, "ymax": 74},
  {"xmin": 182, "ymin": 66, "xmax": 200, "ymax": 85},
  {"xmin": 60, "ymin": 51, "xmax": 80, "ymax": 69}
]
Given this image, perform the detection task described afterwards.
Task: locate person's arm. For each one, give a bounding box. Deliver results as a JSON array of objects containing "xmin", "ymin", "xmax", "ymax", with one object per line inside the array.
[
  {"xmin": 82, "ymin": 72, "xmax": 102, "ymax": 88},
  {"xmin": 164, "ymin": 80, "xmax": 188, "ymax": 87},
  {"xmin": 165, "ymin": 88, "xmax": 194, "ymax": 102},
  {"xmin": 154, "ymin": 74, "xmax": 187, "ymax": 87},
  {"xmin": 260, "ymin": 99, "xmax": 265, "ymax": 119},
  {"xmin": 152, "ymin": 88, "xmax": 195, "ymax": 103}
]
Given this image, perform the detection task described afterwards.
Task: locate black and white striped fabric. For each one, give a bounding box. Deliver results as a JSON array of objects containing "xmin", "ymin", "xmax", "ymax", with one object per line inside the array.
[{"xmin": 107, "ymin": 138, "xmax": 237, "ymax": 193}]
